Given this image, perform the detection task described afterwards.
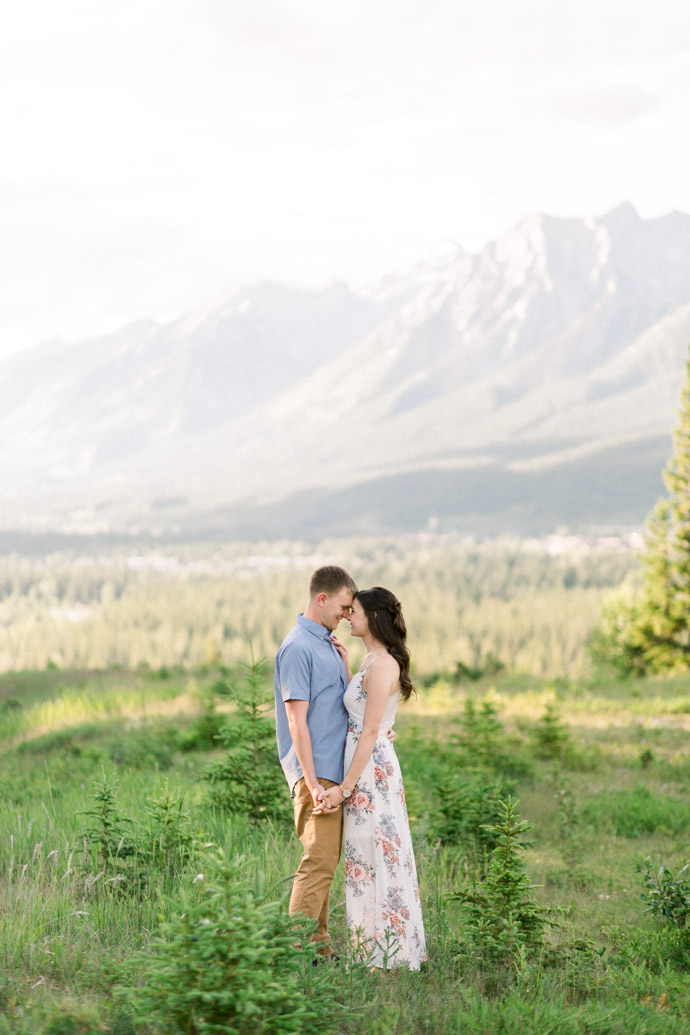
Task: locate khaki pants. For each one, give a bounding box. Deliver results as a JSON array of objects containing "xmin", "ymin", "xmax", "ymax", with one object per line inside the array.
[{"xmin": 289, "ymin": 777, "xmax": 343, "ymax": 955}]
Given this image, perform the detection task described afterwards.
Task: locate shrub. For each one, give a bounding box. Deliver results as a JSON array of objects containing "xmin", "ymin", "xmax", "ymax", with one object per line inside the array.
[
  {"xmin": 429, "ymin": 769, "xmax": 513, "ymax": 871},
  {"xmin": 450, "ymin": 697, "xmax": 532, "ymax": 778},
  {"xmin": 532, "ymin": 702, "xmax": 571, "ymax": 761},
  {"xmin": 39, "ymin": 1000, "xmax": 107, "ymax": 1034},
  {"xmin": 203, "ymin": 658, "xmax": 289, "ymax": 824},
  {"xmin": 453, "ymin": 697, "xmax": 504, "ymax": 765},
  {"xmin": 106, "ymin": 724, "xmax": 182, "ymax": 770},
  {"xmin": 76, "ymin": 769, "xmax": 136, "ymax": 872},
  {"xmin": 125, "ymin": 850, "xmax": 340, "ymax": 1035},
  {"xmin": 454, "ymin": 652, "xmax": 506, "ymax": 682},
  {"xmin": 449, "ymin": 797, "xmax": 558, "ymax": 969},
  {"xmin": 640, "ymin": 857, "xmax": 690, "ymax": 928},
  {"xmin": 142, "ymin": 782, "xmax": 198, "ymax": 880}
]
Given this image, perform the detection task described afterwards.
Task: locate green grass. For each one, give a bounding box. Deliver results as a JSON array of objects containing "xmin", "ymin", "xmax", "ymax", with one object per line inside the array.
[{"xmin": 0, "ymin": 665, "xmax": 689, "ymax": 1032}]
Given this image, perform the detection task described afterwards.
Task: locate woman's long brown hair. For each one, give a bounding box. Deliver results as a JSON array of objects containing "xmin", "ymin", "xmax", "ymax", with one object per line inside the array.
[{"xmin": 355, "ymin": 587, "xmax": 416, "ymax": 702}]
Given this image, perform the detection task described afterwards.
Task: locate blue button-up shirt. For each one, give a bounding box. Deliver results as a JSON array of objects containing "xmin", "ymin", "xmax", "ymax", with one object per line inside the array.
[{"xmin": 274, "ymin": 613, "xmax": 348, "ymax": 794}]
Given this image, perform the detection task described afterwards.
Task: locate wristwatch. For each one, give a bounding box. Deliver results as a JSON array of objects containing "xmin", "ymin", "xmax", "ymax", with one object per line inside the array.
[{"xmin": 340, "ymin": 785, "xmax": 353, "ymax": 799}]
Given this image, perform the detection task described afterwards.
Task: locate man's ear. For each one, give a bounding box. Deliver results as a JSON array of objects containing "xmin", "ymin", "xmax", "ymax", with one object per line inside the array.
[{"xmin": 316, "ymin": 592, "xmax": 329, "ymax": 607}]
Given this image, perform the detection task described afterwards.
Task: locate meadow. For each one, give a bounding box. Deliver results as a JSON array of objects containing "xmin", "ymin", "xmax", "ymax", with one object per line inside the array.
[{"xmin": 1, "ymin": 535, "xmax": 689, "ymax": 1033}]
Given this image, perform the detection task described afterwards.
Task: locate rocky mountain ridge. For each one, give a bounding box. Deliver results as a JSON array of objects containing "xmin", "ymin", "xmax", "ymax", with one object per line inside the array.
[{"xmin": 2, "ymin": 202, "xmax": 689, "ymax": 537}]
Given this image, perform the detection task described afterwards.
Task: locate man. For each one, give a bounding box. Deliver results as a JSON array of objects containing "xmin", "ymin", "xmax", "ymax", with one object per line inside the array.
[{"xmin": 274, "ymin": 564, "xmax": 357, "ymax": 959}]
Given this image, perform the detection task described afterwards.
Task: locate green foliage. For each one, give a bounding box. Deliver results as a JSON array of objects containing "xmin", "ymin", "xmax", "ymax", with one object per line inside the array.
[
  {"xmin": 591, "ymin": 350, "xmax": 690, "ymax": 674},
  {"xmin": 450, "ymin": 797, "xmax": 557, "ymax": 968},
  {"xmin": 180, "ymin": 692, "xmax": 226, "ymax": 752},
  {"xmin": 38, "ymin": 1000, "xmax": 108, "ymax": 1034},
  {"xmin": 532, "ymin": 701, "xmax": 571, "ymax": 760},
  {"xmin": 0, "ymin": 535, "xmax": 636, "ymax": 678},
  {"xmin": 551, "ymin": 771, "xmax": 585, "ymax": 869},
  {"xmin": 640, "ymin": 858, "xmax": 690, "ymax": 928},
  {"xmin": 429, "ymin": 769, "xmax": 513, "ymax": 869},
  {"xmin": 454, "ymin": 696, "xmax": 504, "ymax": 761},
  {"xmin": 203, "ymin": 658, "xmax": 289, "ymax": 824},
  {"xmin": 142, "ymin": 782, "xmax": 198, "ymax": 880},
  {"xmin": 125, "ymin": 850, "xmax": 340, "ymax": 1035},
  {"xmin": 106, "ymin": 724, "xmax": 182, "ymax": 770},
  {"xmin": 450, "ymin": 695, "xmax": 532, "ymax": 777},
  {"xmin": 582, "ymin": 786, "xmax": 690, "ymax": 838},
  {"xmin": 5, "ymin": 655, "xmax": 690, "ymax": 1027},
  {"xmin": 454, "ymin": 651, "xmax": 506, "ymax": 681},
  {"xmin": 76, "ymin": 769, "xmax": 136, "ymax": 874}
]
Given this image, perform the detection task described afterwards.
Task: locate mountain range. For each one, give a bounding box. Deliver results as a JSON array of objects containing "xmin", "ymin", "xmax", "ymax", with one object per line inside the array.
[{"xmin": 2, "ymin": 201, "xmax": 690, "ymax": 540}]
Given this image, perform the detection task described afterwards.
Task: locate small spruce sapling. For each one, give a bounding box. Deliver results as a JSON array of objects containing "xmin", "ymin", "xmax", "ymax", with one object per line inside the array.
[
  {"xmin": 430, "ymin": 771, "xmax": 513, "ymax": 873},
  {"xmin": 203, "ymin": 656, "xmax": 289, "ymax": 824},
  {"xmin": 144, "ymin": 781, "xmax": 197, "ymax": 880},
  {"xmin": 76, "ymin": 768, "xmax": 136, "ymax": 874},
  {"xmin": 450, "ymin": 797, "xmax": 557, "ymax": 968},
  {"xmin": 532, "ymin": 701, "xmax": 571, "ymax": 761},
  {"xmin": 124, "ymin": 849, "xmax": 341, "ymax": 1035}
]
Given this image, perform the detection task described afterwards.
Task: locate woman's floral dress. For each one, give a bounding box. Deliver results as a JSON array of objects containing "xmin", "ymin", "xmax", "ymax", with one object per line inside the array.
[{"xmin": 343, "ymin": 664, "xmax": 427, "ymax": 969}]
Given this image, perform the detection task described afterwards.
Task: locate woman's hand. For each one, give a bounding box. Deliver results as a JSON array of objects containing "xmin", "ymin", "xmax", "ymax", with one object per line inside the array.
[
  {"xmin": 330, "ymin": 634, "xmax": 351, "ymax": 680},
  {"xmin": 316, "ymin": 785, "xmax": 344, "ymax": 813}
]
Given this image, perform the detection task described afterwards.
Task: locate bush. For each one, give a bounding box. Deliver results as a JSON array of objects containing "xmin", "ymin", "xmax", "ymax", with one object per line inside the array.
[
  {"xmin": 581, "ymin": 786, "xmax": 690, "ymax": 837},
  {"xmin": 142, "ymin": 782, "xmax": 199, "ymax": 880},
  {"xmin": 39, "ymin": 1000, "xmax": 107, "ymax": 1034},
  {"xmin": 125, "ymin": 850, "xmax": 341, "ymax": 1035},
  {"xmin": 450, "ymin": 697, "xmax": 533, "ymax": 778},
  {"xmin": 429, "ymin": 769, "xmax": 513, "ymax": 870},
  {"xmin": 106, "ymin": 724, "xmax": 182, "ymax": 770},
  {"xmin": 449, "ymin": 797, "xmax": 558, "ymax": 969},
  {"xmin": 532, "ymin": 702, "xmax": 571, "ymax": 761},
  {"xmin": 203, "ymin": 658, "xmax": 289, "ymax": 824},
  {"xmin": 640, "ymin": 857, "xmax": 690, "ymax": 928}
]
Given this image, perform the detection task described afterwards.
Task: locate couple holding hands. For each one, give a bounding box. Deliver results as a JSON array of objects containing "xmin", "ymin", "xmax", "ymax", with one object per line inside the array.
[{"xmin": 274, "ymin": 565, "xmax": 427, "ymax": 971}]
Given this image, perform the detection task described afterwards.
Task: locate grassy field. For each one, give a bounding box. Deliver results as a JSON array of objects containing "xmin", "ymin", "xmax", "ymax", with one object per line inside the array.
[{"xmin": 0, "ymin": 656, "xmax": 689, "ymax": 1033}]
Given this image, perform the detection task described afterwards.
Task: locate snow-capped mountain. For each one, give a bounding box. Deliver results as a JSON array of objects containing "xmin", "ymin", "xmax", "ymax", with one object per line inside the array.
[{"xmin": 2, "ymin": 203, "xmax": 689, "ymax": 537}]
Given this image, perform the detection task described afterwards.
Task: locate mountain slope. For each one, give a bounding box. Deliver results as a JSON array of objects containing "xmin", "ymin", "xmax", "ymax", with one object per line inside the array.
[{"xmin": 2, "ymin": 204, "xmax": 689, "ymax": 535}]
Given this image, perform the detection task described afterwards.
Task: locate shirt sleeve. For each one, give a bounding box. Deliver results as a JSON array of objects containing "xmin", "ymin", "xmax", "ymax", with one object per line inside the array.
[{"xmin": 278, "ymin": 642, "xmax": 312, "ymax": 702}]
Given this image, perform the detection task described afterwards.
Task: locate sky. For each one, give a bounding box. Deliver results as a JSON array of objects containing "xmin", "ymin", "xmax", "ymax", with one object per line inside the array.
[{"xmin": 1, "ymin": 0, "xmax": 689, "ymax": 358}]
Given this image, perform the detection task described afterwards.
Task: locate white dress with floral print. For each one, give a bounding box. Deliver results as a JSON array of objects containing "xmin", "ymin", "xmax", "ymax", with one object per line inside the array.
[{"xmin": 343, "ymin": 665, "xmax": 427, "ymax": 969}]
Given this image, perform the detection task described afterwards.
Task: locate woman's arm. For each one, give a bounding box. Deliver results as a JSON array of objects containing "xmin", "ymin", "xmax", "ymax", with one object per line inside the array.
[{"xmin": 319, "ymin": 655, "xmax": 398, "ymax": 809}]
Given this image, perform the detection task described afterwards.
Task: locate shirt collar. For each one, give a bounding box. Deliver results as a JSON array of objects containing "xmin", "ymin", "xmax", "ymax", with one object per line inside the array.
[{"xmin": 297, "ymin": 613, "xmax": 333, "ymax": 641}]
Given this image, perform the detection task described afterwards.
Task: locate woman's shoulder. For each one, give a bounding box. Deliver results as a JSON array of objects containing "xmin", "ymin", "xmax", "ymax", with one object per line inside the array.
[
  {"xmin": 366, "ymin": 652, "xmax": 400, "ymax": 684},
  {"xmin": 380, "ymin": 651, "xmax": 399, "ymax": 672}
]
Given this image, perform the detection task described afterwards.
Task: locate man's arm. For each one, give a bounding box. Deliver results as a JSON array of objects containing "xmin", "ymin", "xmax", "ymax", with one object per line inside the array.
[{"xmin": 284, "ymin": 700, "xmax": 325, "ymax": 810}]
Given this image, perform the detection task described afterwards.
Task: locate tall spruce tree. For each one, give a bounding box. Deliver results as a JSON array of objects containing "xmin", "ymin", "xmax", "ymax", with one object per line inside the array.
[{"xmin": 591, "ymin": 351, "xmax": 690, "ymax": 673}]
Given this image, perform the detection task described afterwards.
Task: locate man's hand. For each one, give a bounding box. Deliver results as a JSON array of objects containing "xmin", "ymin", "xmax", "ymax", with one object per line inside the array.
[
  {"xmin": 386, "ymin": 727, "xmax": 397, "ymax": 744},
  {"xmin": 308, "ymin": 782, "xmax": 327, "ymax": 811},
  {"xmin": 312, "ymin": 784, "xmax": 342, "ymax": 815}
]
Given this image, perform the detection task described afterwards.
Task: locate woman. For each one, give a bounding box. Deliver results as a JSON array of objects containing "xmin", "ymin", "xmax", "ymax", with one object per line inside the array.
[{"xmin": 321, "ymin": 587, "xmax": 427, "ymax": 970}]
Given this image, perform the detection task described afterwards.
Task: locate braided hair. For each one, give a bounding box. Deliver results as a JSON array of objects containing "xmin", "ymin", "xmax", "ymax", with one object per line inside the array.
[{"xmin": 355, "ymin": 587, "xmax": 416, "ymax": 702}]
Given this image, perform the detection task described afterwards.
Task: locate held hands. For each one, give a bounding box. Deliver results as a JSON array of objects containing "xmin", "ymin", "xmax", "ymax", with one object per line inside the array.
[
  {"xmin": 312, "ymin": 784, "xmax": 344, "ymax": 815},
  {"xmin": 309, "ymin": 783, "xmax": 328, "ymax": 811},
  {"xmin": 319, "ymin": 785, "xmax": 344, "ymax": 812}
]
